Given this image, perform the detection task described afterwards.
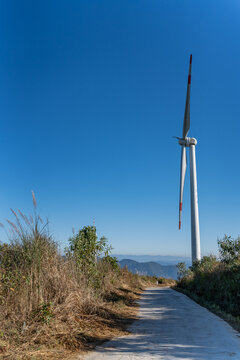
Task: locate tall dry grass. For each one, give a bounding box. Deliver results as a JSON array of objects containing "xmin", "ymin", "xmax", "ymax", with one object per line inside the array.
[
  {"xmin": 1, "ymin": 194, "xmax": 72, "ymax": 318},
  {"xmin": 0, "ymin": 193, "xmax": 146, "ymax": 358}
]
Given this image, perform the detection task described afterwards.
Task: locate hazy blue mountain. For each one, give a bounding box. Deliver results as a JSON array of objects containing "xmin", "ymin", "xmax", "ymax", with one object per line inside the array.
[
  {"xmin": 119, "ymin": 259, "xmax": 178, "ymax": 279},
  {"xmin": 113, "ymin": 254, "xmax": 191, "ymax": 267}
]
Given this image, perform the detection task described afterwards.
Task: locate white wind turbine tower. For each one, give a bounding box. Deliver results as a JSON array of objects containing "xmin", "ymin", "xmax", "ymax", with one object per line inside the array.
[{"xmin": 177, "ymin": 54, "xmax": 201, "ymax": 263}]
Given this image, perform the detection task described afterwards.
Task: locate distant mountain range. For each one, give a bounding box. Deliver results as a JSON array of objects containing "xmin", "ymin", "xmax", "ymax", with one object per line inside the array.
[
  {"xmin": 118, "ymin": 259, "xmax": 178, "ymax": 280},
  {"xmin": 113, "ymin": 254, "xmax": 191, "ymax": 266}
]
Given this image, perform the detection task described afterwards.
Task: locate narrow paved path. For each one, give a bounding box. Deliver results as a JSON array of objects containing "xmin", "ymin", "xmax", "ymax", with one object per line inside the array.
[{"xmin": 81, "ymin": 287, "xmax": 240, "ymax": 359}]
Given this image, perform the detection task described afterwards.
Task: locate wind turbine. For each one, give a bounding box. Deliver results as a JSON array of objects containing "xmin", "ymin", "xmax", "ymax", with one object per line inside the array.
[{"xmin": 177, "ymin": 54, "xmax": 201, "ymax": 263}]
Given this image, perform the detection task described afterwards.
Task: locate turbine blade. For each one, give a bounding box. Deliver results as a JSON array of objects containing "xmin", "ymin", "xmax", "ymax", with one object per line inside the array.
[
  {"xmin": 182, "ymin": 54, "xmax": 192, "ymax": 139},
  {"xmin": 179, "ymin": 146, "xmax": 187, "ymax": 229}
]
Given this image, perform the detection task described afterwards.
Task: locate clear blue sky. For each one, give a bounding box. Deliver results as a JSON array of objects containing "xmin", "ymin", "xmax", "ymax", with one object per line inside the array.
[{"xmin": 0, "ymin": 0, "xmax": 240, "ymax": 256}]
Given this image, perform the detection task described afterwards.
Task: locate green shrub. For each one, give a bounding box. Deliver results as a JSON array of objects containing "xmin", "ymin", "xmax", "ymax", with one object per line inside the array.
[
  {"xmin": 218, "ymin": 235, "xmax": 240, "ymax": 264},
  {"xmin": 101, "ymin": 255, "xmax": 120, "ymax": 271},
  {"xmin": 177, "ymin": 239, "xmax": 240, "ymax": 318},
  {"xmin": 67, "ymin": 226, "xmax": 113, "ymax": 289},
  {"xmin": 176, "ymin": 262, "xmax": 192, "ymax": 280}
]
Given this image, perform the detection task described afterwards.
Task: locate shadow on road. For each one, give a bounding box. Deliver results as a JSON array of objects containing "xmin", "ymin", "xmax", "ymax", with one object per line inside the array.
[{"xmin": 87, "ymin": 288, "xmax": 239, "ymax": 359}]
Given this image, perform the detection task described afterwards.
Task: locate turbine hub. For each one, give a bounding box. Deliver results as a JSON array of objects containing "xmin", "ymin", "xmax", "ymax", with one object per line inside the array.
[{"xmin": 178, "ymin": 137, "xmax": 197, "ymax": 147}]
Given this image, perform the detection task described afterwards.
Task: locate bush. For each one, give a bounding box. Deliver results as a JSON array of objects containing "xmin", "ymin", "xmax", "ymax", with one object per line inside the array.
[
  {"xmin": 158, "ymin": 277, "xmax": 176, "ymax": 285},
  {"xmin": 177, "ymin": 239, "xmax": 240, "ymax": 318},
  {"xmin": 67, "ymin": 226, "xmax": 113, "ymax": 289},
  {"xmin": 101, "ymin": 255, "xmax": 120, "ymax": 271},
  {"xmin": 176, "ymin": 262, "xmax": 192, "ymax": 280},
  {"xmin": 218, "ymin": 235, "xmax": 240, "ymax": 264}
]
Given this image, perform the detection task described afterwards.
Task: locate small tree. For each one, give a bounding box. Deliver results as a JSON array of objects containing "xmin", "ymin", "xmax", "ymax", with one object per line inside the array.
[
  {"xmin": 218, "ymin": 235, "xmax": 240, "ymax": 264},
  {"xmin": 176, "ymin": 262, "xmax": 191, "ymax": 281},
  {"xmin": 68, "ymin": 226, "xmax": 112, "ymax": 279}
]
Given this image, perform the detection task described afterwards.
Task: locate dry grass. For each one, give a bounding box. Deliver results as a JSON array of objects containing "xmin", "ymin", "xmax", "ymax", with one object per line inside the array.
[
  {"xmin": 0, "ymin": 269, "xmax": 149, "ymax": 360},
  {"xmin": 0, "ymin": 194, "xmax": 157, "ymax": 359}
]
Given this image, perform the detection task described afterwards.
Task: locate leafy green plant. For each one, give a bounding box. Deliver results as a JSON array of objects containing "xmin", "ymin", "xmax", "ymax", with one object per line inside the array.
[
  {"xmin": 218, "ymin": 235, "xmax": 240, "ymax": 264},
  {"xmin": 176, "ymin": 262, "xmax": 192, "ymax": 280},
  {"xmin": 101, "ymin": 255, "xmax": 119, "ymax": 271},
  {"xmin": 68, "ymin": 226, "xmax": 112, "ymax": 284}
]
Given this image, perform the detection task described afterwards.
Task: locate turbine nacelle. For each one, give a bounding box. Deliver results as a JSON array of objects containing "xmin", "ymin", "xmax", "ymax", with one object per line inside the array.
[{"xmin": 178, "ymin": 137, "xmax": 197, "ymax": 147}]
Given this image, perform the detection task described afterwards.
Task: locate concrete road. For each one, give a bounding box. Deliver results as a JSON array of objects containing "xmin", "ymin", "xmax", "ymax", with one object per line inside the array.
[{"xmin": 81, "ymin": 287, "xmax": 240, "ymax": 359}]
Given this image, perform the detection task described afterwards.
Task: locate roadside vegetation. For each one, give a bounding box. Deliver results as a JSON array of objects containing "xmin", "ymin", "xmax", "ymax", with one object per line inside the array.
[
  {"xmin": 175, "ymin": 236, "xmax": 240, "ymax": 331},
  {"xmin": 0, "ymin": 193, "xmax": 158, "ymax": 359}
]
